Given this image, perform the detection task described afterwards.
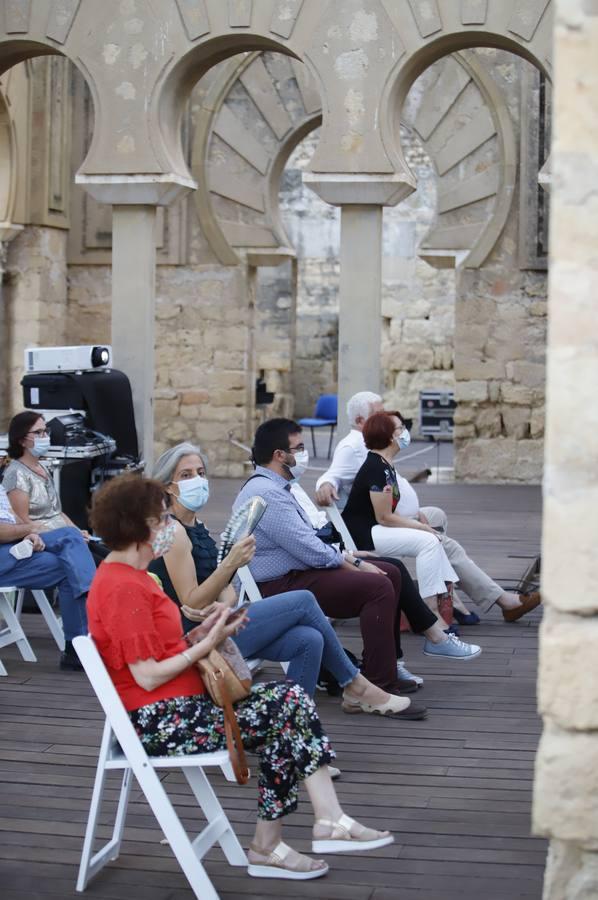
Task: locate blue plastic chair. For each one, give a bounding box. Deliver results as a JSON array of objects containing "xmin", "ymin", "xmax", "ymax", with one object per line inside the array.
[{"xmin": 298, "ymin": 394, "xmax": 338, "ymax": 458}]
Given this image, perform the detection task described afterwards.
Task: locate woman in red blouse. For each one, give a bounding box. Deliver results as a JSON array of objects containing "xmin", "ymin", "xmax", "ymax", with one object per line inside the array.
[{"xmin": 87, "ymin": 475, "xmax": 393, "ymax": 881}]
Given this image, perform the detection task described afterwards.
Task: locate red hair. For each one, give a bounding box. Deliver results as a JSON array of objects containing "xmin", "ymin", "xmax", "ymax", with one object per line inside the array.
[{"xmin": 363, "ymin": 411, "xmax": 402, "ymax": 450}]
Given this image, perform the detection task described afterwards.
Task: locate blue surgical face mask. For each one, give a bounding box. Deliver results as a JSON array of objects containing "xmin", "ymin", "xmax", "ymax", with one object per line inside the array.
[
  {"xmin": 176, "ymin": 474, "xmax": 210, "ymax": 512},
  {"xmin": 30, "ymin": 435, "xmax": 51, "ymax": 458},
  {"xmin": 398, "ymin": 428, "xmax": 411, "ymax": 451}
]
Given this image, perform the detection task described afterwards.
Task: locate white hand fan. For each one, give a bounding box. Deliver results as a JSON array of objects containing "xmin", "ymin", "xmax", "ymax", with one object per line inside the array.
[{"xmin": 217, "ymin": 496, "xmax": 267, "ymax": 564}]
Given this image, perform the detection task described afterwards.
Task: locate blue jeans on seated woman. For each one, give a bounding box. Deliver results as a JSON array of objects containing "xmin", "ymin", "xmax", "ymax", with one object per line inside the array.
[
  {"xmin": 0, "ymin": 527, "xmax": 96, "ymax": 640},
  {"xmin": 232, "ymin": 589, "xmax": 358, "ymax": 697}
]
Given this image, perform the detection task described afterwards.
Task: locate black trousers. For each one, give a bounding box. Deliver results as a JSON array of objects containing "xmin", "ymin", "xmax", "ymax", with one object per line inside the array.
[{"xmin": 371, "ymin": 556, "xmax": 438, "ymax": 635}]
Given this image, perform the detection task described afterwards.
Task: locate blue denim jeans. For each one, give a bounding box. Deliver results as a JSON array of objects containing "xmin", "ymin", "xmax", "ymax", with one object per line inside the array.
[
  {"xmin": 0, "ymin": 527, "xmax": 96, "ymax": 640},
  {"xmin": 233, "ymin": 590, "xmax": 358, "ymax": 697}
]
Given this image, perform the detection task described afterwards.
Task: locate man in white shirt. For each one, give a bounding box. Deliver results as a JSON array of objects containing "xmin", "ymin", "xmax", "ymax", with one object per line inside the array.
[{"xmin": 315, "ymin": 391, "xmax": 540, "ymax": 623}]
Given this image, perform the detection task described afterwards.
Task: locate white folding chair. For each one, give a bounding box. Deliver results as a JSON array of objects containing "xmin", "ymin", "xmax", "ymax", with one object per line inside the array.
[
  {"xmin": 321, "ymin": 501, "xmax": 357, "ymax": 552},
  {"xmin": 73, "ymin": 635, "xmax": 247, "ymax": 900},
  {"xmin": 0, "ymin": 587, "xmax": 37, "ymax": 673},
  {"xmin": 14, "ymin": 587, "xmax": 65, "ymax": 651}
]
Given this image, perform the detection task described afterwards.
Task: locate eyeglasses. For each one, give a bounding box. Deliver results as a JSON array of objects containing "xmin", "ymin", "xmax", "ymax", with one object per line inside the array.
[
  {"xmin": 28, "ymin": 428, "xmax": 48, "ymax": 437},
  {"xmin": 286, "ymin": 443, "xmax": 305, "ymax": 454}
]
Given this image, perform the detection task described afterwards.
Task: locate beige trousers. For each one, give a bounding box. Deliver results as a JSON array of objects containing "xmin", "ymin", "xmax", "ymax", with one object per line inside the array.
[{"xmin": 420, "ymin": 506, "xmax": 504, "ymax": 614}]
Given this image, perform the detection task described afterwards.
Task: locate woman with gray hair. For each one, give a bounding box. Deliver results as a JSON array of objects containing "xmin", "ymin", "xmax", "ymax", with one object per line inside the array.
[{"xmin": 149, "ymin": 441, "xmax": 423, "ymax": 720}]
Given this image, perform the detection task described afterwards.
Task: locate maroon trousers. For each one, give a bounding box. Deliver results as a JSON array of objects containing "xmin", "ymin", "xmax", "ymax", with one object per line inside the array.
[{"xmin": 258, "ymin": 562, "xmax": 401, "ymax": 691}]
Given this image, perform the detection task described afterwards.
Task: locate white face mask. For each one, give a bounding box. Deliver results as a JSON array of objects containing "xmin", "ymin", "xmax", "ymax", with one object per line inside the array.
[
  {"xmin": 288, "ymin": 449, "xmax": 309, "ymax": 480},
  {"xmin": 30, "ymin": 435, "xmax": 51, "ymax": 458},
  {"xmin": 397, "ymin": 429, "xmax": 411, "ymax": 450},
  {"xmin": 176, "ymin": 474, "xmax": 210, "ymax": 512}
]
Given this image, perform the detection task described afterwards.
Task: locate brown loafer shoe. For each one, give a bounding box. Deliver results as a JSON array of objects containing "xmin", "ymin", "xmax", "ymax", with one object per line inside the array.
[{"xmin": 502, "ymin": 591, "xmax": 542, "ymax": 622}]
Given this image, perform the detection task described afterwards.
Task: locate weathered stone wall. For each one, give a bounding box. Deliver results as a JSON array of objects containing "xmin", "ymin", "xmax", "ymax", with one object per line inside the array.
[
  {"xmin": 534, "ymin": 2, "xmax": 598, "ymax": 894},
  {"xmin": 453, "ymin": 53, "xmax": 548, "ymax": 484},
  {"xmin": 66, "ymin": 258, "xmax": 253, "ymax": 477},
  {"xmin": 3, "ymin": 226, "xmax": 68, "ymax": 425}
]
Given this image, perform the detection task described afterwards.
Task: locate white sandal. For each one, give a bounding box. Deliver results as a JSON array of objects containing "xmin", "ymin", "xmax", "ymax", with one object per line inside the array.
[
  {"xmin": 312, "ymin": 813, "xmax": 394, "ymax": 853},
  {"xmin": 247, "ymin": 841, "xmax": 329, "ymax": 880}
]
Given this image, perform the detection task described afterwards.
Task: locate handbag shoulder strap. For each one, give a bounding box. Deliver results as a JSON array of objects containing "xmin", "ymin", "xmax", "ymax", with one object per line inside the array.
[{"xmin": 219, "ymin": 681, "xmax": 250, "ymax": 785}]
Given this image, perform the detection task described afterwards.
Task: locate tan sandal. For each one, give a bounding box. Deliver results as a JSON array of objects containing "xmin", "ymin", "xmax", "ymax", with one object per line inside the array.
[
  {"xmin": 247, "ymin": 841, "xmax": 329, "ymax": 880},
  {"xmin": 312, "ymin": 813, "xmax": 394, "ymax": 853}
]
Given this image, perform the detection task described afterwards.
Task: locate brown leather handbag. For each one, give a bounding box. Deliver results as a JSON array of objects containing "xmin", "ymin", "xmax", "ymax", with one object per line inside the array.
[{"xmin": 186, "ymin": 630, "xmax": 251, "ymax": 785}]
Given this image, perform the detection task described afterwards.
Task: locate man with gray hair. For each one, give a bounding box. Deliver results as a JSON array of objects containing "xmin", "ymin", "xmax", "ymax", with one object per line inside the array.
[
  {"xmin": 316, "ymin": 391, "xmax": 540, "ymax": 624},
  {"xmin": 315, "ymin": 392, "xmax": 383, "ymax": 509}
]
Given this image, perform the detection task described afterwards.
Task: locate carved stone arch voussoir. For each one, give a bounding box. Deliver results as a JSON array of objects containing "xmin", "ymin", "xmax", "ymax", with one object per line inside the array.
[
  {"xmin": 192, "ymin": 45, "xmax": 518, "ymax": 270},
  {"xmin": 191, "ymin": 50, "xmax": 323, "ymax": 266},
  {"xmin": 377, "ymin": 0, "xmax": 553, "ymax": 265},
  {"xmin": 155, "ymin": 0, "xmax": 331, "ymax": 190}
]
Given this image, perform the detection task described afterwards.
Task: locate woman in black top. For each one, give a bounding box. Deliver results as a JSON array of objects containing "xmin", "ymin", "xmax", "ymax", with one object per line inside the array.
[{"xmin": 343, "ymin": 412, "xmax": 459, "ymax": 626}]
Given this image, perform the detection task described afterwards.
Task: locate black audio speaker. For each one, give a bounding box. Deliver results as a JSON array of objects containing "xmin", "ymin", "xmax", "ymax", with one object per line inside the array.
[{"xmin": 22, "ymin": 368, "xmax": 139, "ymax": 459}]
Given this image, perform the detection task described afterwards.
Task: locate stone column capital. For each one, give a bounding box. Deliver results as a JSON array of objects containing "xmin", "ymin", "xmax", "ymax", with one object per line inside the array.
[
  {"xmin": 0, "ymin": 222, "xmax": 24, "ymax": 244},
  {"xmin": 302, "ymin": 172, "xmax": 416, "ymax": 208},
  {"xmin": 75, "ymin": 174, "xmax": 197, "ymax": 207}
]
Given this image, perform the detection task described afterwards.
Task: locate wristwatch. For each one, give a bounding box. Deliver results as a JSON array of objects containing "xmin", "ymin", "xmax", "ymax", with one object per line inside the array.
[{"xmin": 353, "ymin": 557, "xmax": 362, "ymax": 568}]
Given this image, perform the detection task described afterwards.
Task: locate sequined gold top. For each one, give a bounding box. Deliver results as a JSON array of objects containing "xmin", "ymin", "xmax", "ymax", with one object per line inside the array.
[{"xmin": 2, "ymin": 459, "xmax": 68, "ymax": 531}]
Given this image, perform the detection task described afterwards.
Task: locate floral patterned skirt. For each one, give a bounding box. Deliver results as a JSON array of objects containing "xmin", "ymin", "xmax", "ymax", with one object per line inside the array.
[{"xmin": 129, "ymin": 680, "xmax": 334, "ymax": 820}]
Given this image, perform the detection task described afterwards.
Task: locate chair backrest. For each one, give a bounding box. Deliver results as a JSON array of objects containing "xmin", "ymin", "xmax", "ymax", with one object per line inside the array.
[
  {"xmin": 322, "ymin": 501, "xmax": 357, "ymax": 552},
  {"xmin": 237, "ymin": 566, "xmax": 263, "ymax": 604},
  {"xmin": 314, "ymin": 394, "xmax": 337, "ymax": 420},
  {"xmin": 73, "ymin": 635, "xmax": 153, "ymax": 769}
]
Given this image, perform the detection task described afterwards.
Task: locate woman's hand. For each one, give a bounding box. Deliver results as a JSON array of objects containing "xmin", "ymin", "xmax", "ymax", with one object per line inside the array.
[
  {"xmin": 354, "ymin": 550, "xmax": 378, "ymax": 558},
  {"xmin": 182, "ymin": 600, "xmax": 228, "ymax": 623},
  {"xmin": 26, "ymin": 533, "xmax": 45, "ymax": 551},
  {"xmin": 421, "ymin": 524, "xmax": 442, "ymax": 541},
  {"xmin": 198, "ymin": 606, "xmax": 248, "ymax": 653},
  {"xmin": 224, "ymin": 535, "xmax": 256, "ymax": 570}
]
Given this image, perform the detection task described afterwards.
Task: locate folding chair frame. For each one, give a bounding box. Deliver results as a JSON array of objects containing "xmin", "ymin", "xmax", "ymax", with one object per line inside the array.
[
  {"xmin": 0, "ymin": 588, "xmax": 37, "ymax": 671},
  {"xmin": 73, "ymin": 635, "xmax": 247, "ymax": 900}
]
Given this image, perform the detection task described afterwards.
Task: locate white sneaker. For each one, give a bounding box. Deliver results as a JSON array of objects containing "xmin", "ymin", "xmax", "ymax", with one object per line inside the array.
[
  {"xmin": 396, "ymin": 660, "xmax": 424, "ymax": 687},
  {"xmin": 423, "ymin": 634, "xmax": 482, "ymax": 659}
]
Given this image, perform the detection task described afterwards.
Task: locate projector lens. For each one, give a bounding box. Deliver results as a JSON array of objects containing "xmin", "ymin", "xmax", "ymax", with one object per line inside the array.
[{"xmin": 91, "ymin": 346, "xmax": 110, "ymax": 367}]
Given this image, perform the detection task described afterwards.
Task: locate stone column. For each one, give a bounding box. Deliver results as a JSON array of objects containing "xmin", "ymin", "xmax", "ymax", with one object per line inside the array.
[
  {"xmin": 338, "ymin": 205, "xmax": 383, "ymax": 435},
  {"xmin": 533, "ymin": 2, "xmax": 598, "ymax": 897},
  {"xmin": 0, "ymin": 224, "xmax": 23, "ymax": 429},
  {"xmin": 111, "ymin": 205, "xmax": 157, "ymax": 465},
  {"xmin": 77, "ymin": 177, "xmax": 195, "ymax": 468},
  {"xmin": 304, "ymin": 175, "xmax": 415, "ymax": 437}
]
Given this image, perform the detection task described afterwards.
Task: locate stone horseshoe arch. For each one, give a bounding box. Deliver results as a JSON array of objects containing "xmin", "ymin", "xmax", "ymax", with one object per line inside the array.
[
  {"xmin": 192, "ymin": 49, "xmax": 517, "ymax": 270},
  {"xmin": 373, "ymin": 0, "xmax": 553, "ymax": 195}
]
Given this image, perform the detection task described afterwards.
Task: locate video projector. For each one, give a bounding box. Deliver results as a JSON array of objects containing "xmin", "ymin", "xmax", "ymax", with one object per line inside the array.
[{"xmin": 24, "ymin": 344, "xmax": 112, "ymax": 374}]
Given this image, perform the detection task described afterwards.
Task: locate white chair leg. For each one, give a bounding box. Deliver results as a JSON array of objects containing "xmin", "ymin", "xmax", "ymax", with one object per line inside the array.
[
  {"xmin": 134, "ymin": 765, "xmax": 222, "ymax": 900},
  {"xmin": 183, "ymin": 767, "xmax": 247, "ymax": 867},
  {"xmin": 0, "ymin": 656, "xmax": 7, "ymax": 676},
  {"xmin": 31, "ymin": 590, "xmax": 66, "ymax": 651},
  {"xmin": 77, "ymin": 723, "xmax": 124, "ymax": 891},
  {"xmin": 0, "ymin": 592, "xmax": 37, "ymax": 662},
  {"xmin": 15, "ymin": 589, "xmax": 25, "ymax": 620}
]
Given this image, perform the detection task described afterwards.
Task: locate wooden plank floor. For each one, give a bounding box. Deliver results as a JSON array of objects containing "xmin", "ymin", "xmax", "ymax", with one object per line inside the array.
[{"xmin": 0, "ymin": 480, "xmax": 546, "ymax": 900}]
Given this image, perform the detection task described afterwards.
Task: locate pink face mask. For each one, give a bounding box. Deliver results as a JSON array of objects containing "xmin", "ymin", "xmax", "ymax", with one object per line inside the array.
[{"xmin": 150, "ymin": 520, "xmax": 176, "ymax": 558}]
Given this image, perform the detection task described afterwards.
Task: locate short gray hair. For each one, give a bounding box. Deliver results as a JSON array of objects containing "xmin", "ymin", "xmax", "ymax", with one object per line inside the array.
[
  {"xmin": 346, "ymin": 391, "xmax": 382, "ymax": 427},
  {"xmin": 152, "ymin": 442, "xmax": 205, "ymax": 484}
]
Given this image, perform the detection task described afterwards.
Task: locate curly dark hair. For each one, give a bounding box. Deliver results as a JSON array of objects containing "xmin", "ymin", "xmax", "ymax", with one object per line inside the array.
[
  {"xmin": 8, "ymin": 410, "xmax": 44, "ymax": 459},
  {"xmin": 90, "ymin": 475, "xmax": 166, "ymax": 550}
]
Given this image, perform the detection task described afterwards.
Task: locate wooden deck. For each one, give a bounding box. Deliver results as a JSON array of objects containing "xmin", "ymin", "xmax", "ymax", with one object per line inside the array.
[{"xmin": 0, "ymin": 480, "xmax": 546, "ymax": 900}]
